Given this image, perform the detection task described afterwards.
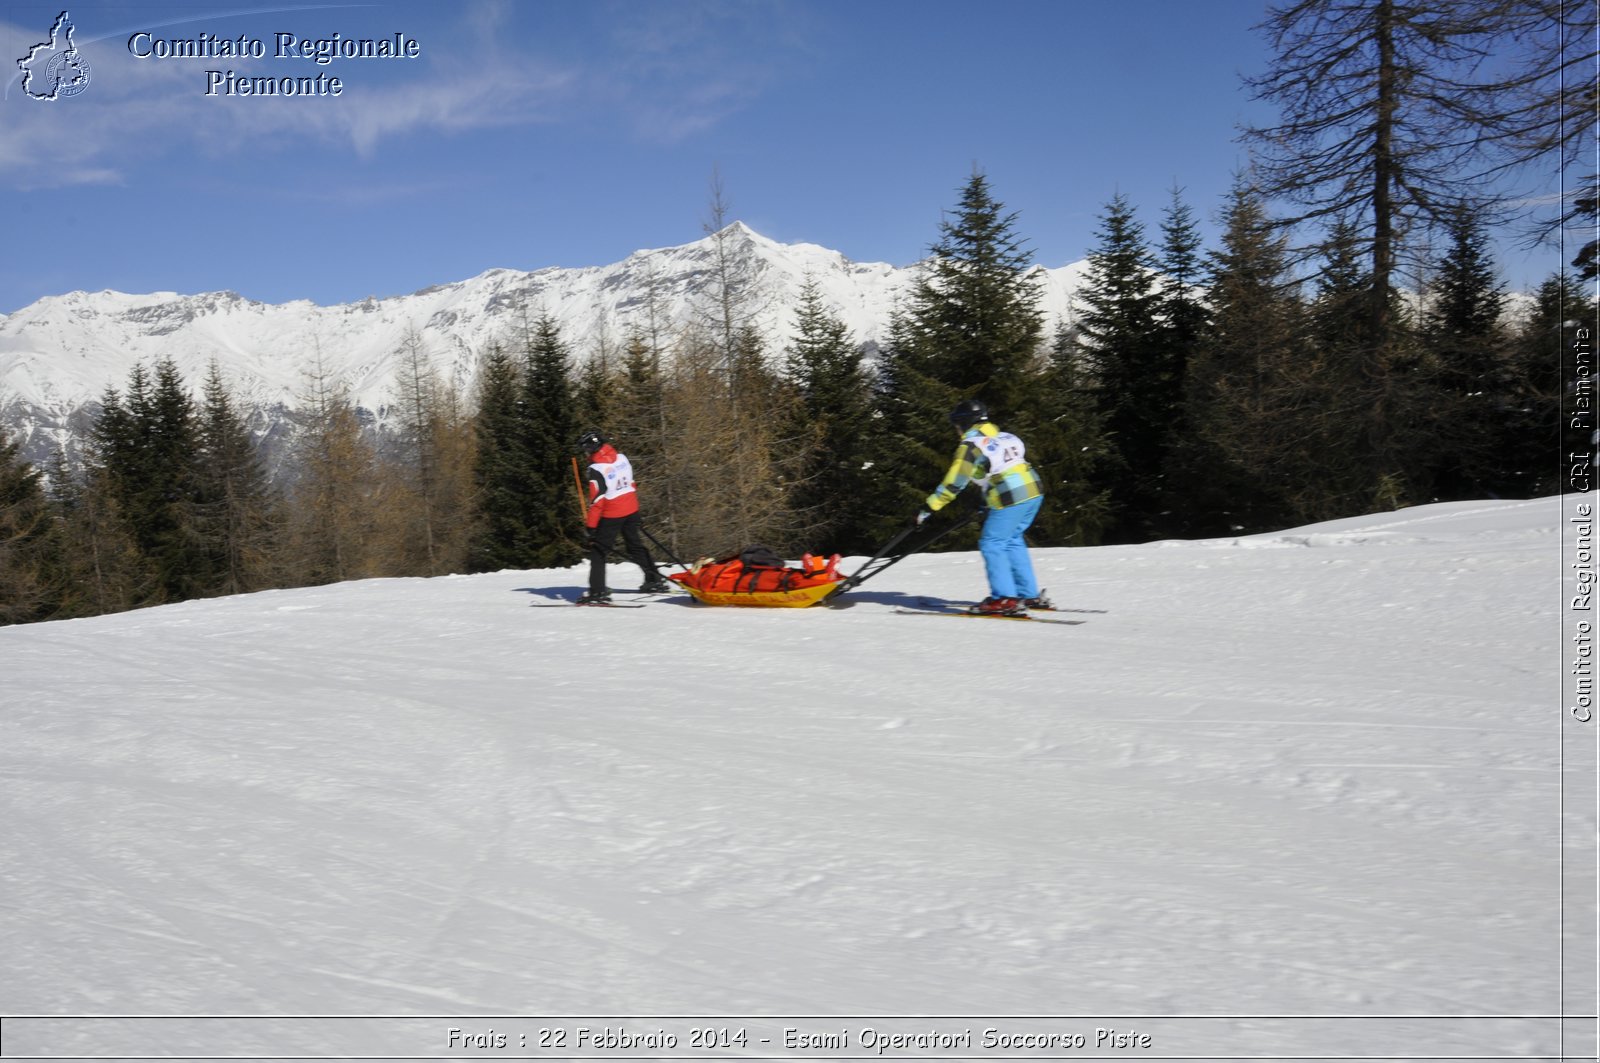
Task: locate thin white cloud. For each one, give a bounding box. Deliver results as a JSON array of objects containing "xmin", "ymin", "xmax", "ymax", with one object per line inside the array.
[
  {"xmin": 0, "ymin": 5, "xmax": 577, "ymax": 189},
  {"xmin": 461, "ymin": 0, "xmax": 514, "ymax": 41},
  {"xmin": 18, "ymin": 167, "xmax": 124, "ymax": 191},
  {"xmin": 184, "ymin": 60, "xmax": 577, "ymax": 158},
  {"xmin": 586, "ymin": 0, "xmax": 810, "ymax": 144},
  {"xmin": 0, "ymin": 0, "xmax": 813, "ymax": 189}
]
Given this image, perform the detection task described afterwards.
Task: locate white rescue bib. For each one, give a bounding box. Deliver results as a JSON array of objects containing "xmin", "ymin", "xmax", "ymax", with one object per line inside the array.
[
  {"xmin": 591, "ymin": 453, "xmax": 637, "ymax": 500},
  {"xmin": 973, "ymin": 431, "xmax": 1026, "ymax": 484}
]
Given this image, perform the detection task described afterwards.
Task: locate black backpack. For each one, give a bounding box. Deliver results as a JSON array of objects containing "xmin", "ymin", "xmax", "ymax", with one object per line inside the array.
[{"xmin": 737, "ymin": 544, "xmax": 786, "ymax": 570}]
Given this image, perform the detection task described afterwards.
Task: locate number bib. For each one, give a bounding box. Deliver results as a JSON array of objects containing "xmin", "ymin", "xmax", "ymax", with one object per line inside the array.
[
  {"xmin": 975, "ymin": 431, "xmax": 1025, "ymax": 483},
  {"xmin": 592, "ymin": 453, "xmax": 636, "ymax": 500}
]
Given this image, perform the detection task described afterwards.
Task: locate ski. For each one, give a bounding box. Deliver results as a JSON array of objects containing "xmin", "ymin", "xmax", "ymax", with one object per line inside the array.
[
  {"xmin": 915, "ymin": 595, "xmax": 1107, "ymax": 615},
  {"xmin": 893, "ymin": 607, "xmax": 1085, "ymax": 625},
  {"xmin": 530, "ymin": 586, "xmax": 682, "ymax": 608}
]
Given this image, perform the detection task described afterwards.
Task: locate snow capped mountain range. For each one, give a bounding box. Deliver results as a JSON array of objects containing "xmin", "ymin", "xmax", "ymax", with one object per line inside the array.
[{"xmin": 0, "ymin": 223, "xmax": 1092, "ymax": 470}]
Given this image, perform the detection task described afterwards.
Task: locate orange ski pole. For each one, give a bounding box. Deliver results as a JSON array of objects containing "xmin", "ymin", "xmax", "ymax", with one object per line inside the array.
[{"xmin": 571, "ymin": 456, "xmax": 589, "ymax": 519}]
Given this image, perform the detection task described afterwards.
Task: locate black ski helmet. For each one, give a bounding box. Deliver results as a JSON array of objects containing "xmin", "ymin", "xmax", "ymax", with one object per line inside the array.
[
  {"xmin": 949, "ymin": 398, "xmax": 990, "ymax": 431},
  {"xmin": 576, "ymin": 428, "xmax": 607, "ymax": 455}
]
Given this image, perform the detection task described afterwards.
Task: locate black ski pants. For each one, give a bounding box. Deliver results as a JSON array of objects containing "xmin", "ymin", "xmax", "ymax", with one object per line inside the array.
[{"xmin": 586, "ymin": 512, "xmax": 661, "ymax": 594}]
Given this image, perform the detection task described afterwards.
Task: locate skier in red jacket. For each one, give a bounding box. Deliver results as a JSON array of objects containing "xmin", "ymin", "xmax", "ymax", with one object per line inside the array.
[{"xmin": 576, "ymin": 428, "xmax": 670, "ymax": 605}]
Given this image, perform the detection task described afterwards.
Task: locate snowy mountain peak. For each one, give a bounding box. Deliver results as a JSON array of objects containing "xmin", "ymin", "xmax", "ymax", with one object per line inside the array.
[{"xmin": 0, "ymin": 224, "xmax": 1088, "ymax": 468}]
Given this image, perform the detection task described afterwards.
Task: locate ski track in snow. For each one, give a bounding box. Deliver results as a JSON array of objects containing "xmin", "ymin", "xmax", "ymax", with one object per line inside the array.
[{"xmin": 0, "ymin": 496, "xmax": 1585, "ymax": 1060}]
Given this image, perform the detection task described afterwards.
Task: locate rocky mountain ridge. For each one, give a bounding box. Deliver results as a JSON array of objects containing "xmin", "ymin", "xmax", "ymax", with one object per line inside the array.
[{"xmin": 0, "ymin": 222, "xmax": 1090, "ymax": 472}]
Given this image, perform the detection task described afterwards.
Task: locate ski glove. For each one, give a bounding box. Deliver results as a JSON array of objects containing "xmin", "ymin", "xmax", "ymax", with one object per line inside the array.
[{"xmin": 915, "ymin": 509, "xmax": 931, "ymax": 526}]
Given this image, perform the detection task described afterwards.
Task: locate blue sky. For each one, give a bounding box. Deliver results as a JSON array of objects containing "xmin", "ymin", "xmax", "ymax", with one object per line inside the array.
[{"xmin": 0, "ymin": 0, "xmax": 1571, "ymax": 315}]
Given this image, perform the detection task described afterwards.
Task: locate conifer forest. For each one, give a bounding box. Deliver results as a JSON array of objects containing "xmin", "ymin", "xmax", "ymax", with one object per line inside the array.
[{"xmin": 1, "ymin": 0, "xmax": 1593, "ymax": 626}]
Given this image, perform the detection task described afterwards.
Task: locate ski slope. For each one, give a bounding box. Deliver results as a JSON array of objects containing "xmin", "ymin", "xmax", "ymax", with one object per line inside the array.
[{"xmin": 0, "ymin": 497, "xmax": 1591, "ymax": 1061}]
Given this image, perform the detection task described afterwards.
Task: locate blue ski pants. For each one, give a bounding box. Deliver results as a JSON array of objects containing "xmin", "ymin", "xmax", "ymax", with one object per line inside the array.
[{"xmin": 978, "ymin": 495, "xmax": 1042, "ymax": 599}]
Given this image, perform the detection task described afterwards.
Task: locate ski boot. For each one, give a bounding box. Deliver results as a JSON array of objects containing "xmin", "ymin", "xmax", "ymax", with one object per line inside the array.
[
  {"xmin": 638, "ymin": 577, "xmax": 672, "ymax": 594},
  {"xmin": 968, "ymin": 596, "xmax": 1027, "ymax": 616},
  {"xmin": 575, "ymin": 590, "xmax": 613, "ymax": 606}
]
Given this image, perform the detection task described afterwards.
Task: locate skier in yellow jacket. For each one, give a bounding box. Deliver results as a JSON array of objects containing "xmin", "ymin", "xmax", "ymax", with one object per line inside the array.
[{"xmin": 919, "ymin": 399, "xmax": 1049, "ymax": 616}]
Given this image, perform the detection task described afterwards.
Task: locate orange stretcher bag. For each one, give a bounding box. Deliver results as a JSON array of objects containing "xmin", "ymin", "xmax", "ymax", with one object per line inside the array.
[{"xmin": 669, "ymin": 546, "xmax": 843, "ymax": 607}]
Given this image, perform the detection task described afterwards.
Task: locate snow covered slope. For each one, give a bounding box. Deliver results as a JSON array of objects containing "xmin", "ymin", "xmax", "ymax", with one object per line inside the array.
[{"xmin": 1, "ymin": 497, "xmax": 1590, "ymax": 1060}]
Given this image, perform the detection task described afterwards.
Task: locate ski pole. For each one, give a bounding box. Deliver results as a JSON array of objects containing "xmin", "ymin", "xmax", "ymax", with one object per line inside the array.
[
  {"xmin": 828, "ymin": 528, "xmax": 917, "ymax": 597},
  {"xmin": 824, "ymin": 527, "xmax": 914, "ymax": 598},
  {"xmin": 570, "ymin": 457, "xmax": 589, "ymax": 520},
  {"xmin": 827, "ymin": 506, "xmax": 985, "ymax": 599},
  {"xmin": 639, "ymin": 525, "xmax": 691, "ymax": 570}
]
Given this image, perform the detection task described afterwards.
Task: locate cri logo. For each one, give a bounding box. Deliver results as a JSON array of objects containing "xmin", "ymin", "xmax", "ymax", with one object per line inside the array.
[{"xmin": 18, "ymin": 10, "xmax": 92, "ymax": 101}]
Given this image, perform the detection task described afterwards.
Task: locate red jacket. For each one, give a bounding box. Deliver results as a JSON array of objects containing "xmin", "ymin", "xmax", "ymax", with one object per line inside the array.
[{"xmin": 584, "ymin": 443, "xmax": 641, "ymax": 528}]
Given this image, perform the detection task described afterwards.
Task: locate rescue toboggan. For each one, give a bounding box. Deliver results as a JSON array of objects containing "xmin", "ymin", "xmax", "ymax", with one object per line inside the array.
[{"xmin": 668, "ymin": 546, "xmax": 845, "ymax": 607}]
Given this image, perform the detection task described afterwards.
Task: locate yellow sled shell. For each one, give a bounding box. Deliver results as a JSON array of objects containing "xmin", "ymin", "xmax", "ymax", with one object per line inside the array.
[{"xmin": 677, "ymin": 580, "xmax": 841, "ymax": 608}]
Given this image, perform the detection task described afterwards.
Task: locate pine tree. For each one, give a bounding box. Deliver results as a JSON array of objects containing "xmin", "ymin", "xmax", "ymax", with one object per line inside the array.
[
  {"xmin": 1024, "ymin": 324, "xmax": 1113, "ymax": 546},
  {"xmin": 1503, "ymin": 272, "xmax": 1592, "ymax": 499},
  {"xmin": 0, "ymin": 426, "xmax": 61, "ymax": 624},
  {"xmin": 195, "ymin": 361, "xmax": 277, "ymax": 595},
  {"xmin": 1155, "ymin": 188, "xmax": 1208, "ymax": 399},
  {"xmin": 36, "ymin": 446, "xmax": 105, "ymax": 619},
  {"xmin": 1146, "ymin": 187, "xmax": 1210, "ymax": 535},
  {"xmin": 1181, "ymin": 179, "xmax": 1308, "ymax": 531},
  {"xmin": 864, "ymin": 311, "xmax": 962, "ymax": 547},
  {"xmin": 1310, "ymin": 221, "xmax": 1375, "ymax": 353},
  {"xmin": 1157, "ymin": 187, "xmax": 1209, "ymax": 359},
  {"xmin": 1076, "ymin": 193, "xmax": 1168, "ymax": 541},
  {"xmin": 87, "ymin": 370, "xmax": 148, "ymax": 554},
  {"xmin": 870, "ymin": 171, "xmax": 1046, "ymax": 547},
  {"xmin": 1421, "ymin": 204, "xmax": 1512, "ymax": 500},
  {"xmin": 1427, "ymin": 206, "xmax": 1506, "ymax": 354},
  {"xmin": 148, "ymin": 358, "xmax": 212, "ymax": 597},
  {"xmin": 518, "ymin": 312, "xmax": 584, "ymax": 568},
  {"xmin": 79, "ymin": 387, "xmax": 160, "ymax": 613},
  {"xmin": 1317, "ymin": 221, "xmax": 1439, "ymax": 513},
  {"xmin": 467, "ymin": 342, "xmax": 535, "ymax": 572},
  {"xmin": 86, "ymin": 360, "xmax": 209, "ymax": 602},
  {"xmin": 781, "ymin": 277, "xmax": 875, "ymax": 554},
  {"xmin": 901, "ymin": 171, "xmax": 1044, "ymax": 411}
]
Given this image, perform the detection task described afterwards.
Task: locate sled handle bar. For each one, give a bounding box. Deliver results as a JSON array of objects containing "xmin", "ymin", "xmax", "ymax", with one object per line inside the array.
[{"xmin": 825, "ymin": 506, "xmax": 986, "ymax": 601}]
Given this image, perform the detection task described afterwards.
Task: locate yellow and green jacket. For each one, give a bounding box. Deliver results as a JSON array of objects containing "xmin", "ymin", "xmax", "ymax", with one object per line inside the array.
[{"xmin": 925, "ymin": 422, "xmax": 1044, "ymax": 512}]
